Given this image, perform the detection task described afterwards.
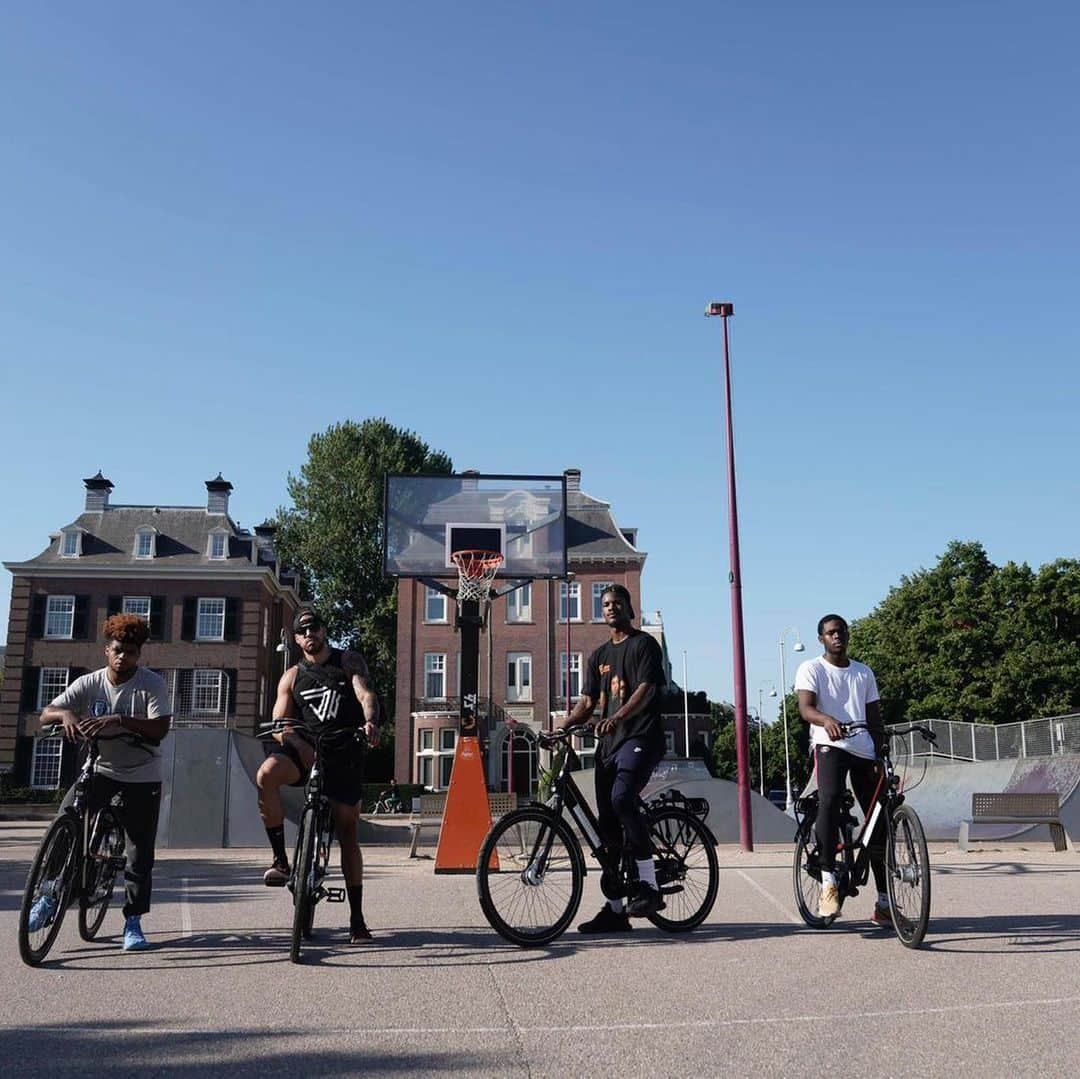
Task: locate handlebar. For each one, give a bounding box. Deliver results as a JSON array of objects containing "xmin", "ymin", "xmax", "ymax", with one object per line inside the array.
[
  {"xmin": 886, "ymin": 724, "xmax": 938, "ymax": 745},
  {"xmin": 39, "ymin": 721, "xmax": 155, "ymax": 750},
  {"xmin": 538, "ymin": 722, "xmax": 592, "ymax": 749},
  {"xmin": 257, "ymin": 721, "xmax": 364, "ymax": 749}
]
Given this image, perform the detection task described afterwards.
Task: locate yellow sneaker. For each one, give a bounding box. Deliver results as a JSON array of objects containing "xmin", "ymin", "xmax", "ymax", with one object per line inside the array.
[{"xmin": 818, "ymin": 883, "xmax": 841, "ymax": 918}]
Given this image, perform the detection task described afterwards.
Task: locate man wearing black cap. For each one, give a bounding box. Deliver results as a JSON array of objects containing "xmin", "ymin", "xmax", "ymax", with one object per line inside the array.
[
  {"xmin": 256, "ymin": 607, "xmax": 380, "ymax": 943},
  {"xmin": 559, "ymin": 584, "xmax": 667, "ymax": 933}
]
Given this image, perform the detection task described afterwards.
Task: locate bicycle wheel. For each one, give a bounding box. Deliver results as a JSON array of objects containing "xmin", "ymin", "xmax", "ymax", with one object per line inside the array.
[
  {"xmin": 647, "ymin": 807, "xmax": 719, "ymax": 931},
  {"xmin": 887, "ymin": 803, "xmax": 931, "ymax": 948},
  {"xmin": 793, "ymin": 825, "xmax": 835, "ymax": 929},
  {"xmin": 79, "ymin": 809, "xmax": 125, "ymax": 941},
  {"xmin": 19, "ymin": 813, "xmax": 81, "ymax": 966},
  {"xmin": 290, "ymin": 807, "xmax": 317, "ymax": 963},
  {"xmin": 304, "ymin": 809, "xmax": 334, "ymax": 940},
  {"xmin": 476, "ymin": 807, "xmax": 584, "ymax": 947}
]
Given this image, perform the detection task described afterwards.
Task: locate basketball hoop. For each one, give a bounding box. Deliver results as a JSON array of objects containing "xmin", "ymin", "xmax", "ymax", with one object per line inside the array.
[{"xmin": 451, "ymin": 549, "xmax": 504, "ymax": 605}]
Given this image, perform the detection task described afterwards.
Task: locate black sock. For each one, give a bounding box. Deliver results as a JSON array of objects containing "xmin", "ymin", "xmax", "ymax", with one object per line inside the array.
[
  {"xmin": 266, "ymin": 825, "xmax": 287, "ymax": 866},
  {"xmin": 347, "ymin": 884, "xmax": 365, "ymax": 929}
]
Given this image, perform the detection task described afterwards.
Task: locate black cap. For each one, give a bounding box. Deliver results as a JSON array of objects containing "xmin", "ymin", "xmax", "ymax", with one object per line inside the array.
[{"xmin": 292, "ymin": 607, "xmax": 324, "ymax": 633}]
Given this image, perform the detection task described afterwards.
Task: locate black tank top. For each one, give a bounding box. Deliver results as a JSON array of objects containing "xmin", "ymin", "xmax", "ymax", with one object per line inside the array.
[{"xmin": 291, "ymin": 649, "xmax": 366, "ymax": 735}]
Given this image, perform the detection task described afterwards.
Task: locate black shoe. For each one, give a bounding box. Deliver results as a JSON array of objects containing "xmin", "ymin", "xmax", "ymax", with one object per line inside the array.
[
  {"xmin": 263, "ymin": 861, "xmax": 290, "ymax": 887},
  {"xmin": 577, "ymin": 905, "xmax": 633, "ymax": 934},
  {"xmin": 349, "ymin": 923, "xmax": 374, "ymax": 945},
  {"xmin": 627, "ymin": 884, "xmax": 665, "ymax": 918}
]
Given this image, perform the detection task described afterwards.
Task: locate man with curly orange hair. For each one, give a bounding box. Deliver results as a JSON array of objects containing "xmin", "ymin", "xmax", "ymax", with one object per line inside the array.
[{"xmin": 41, "ymin": 613, "xmax": 172, "ymax": 951}]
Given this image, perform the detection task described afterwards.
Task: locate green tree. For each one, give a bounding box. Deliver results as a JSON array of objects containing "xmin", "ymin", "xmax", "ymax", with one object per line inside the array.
[
  {"xmin": 850, "ymin": 541, "xmax": 1080, "ymax": 725},
  {"xmin": 274, "ymin": 419, "xmax": 453, "ymax": 730}
]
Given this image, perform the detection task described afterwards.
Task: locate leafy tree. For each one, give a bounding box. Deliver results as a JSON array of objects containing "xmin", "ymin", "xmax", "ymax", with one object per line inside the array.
[
  {"xmin": 274, "ymin": 419, "xmax": 453, "ymax": 730},
  {"xmin": 850, "ymin": 541, "xmax": 1080, "ymax": 725},
  {"xmin": 711, "ymin": 694, "xmax": 811, "ymax": 796}
]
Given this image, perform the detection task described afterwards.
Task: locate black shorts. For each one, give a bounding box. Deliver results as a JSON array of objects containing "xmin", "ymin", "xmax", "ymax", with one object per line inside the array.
[{"xmin": 271, "ymin": 730, "xmax": 367, "ymax": 807}]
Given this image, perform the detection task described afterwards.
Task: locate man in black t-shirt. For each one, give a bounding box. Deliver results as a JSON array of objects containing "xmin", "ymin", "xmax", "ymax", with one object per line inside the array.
[
  {"xmin": 255, "ymin": 608, "xmax": 381, "ymax": 944},
  {"xmin": 560, "ymin": 584, "xmax": 667, "ymax": 934}
]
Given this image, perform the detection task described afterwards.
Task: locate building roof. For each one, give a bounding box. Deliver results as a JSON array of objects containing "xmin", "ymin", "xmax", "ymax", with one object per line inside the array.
[{"xmin": 566, "ymin": 486, "xmax": 644, "ymax": 565}]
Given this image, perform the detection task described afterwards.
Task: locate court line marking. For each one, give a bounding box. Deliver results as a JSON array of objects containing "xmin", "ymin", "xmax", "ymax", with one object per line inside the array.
[
  {"xmin": 734, "ymin": 868, "xmax": 802, "ymax": 925},
  {"xmin": 180, "ymin": 877, "xmax": 192, "ymax": 938}
]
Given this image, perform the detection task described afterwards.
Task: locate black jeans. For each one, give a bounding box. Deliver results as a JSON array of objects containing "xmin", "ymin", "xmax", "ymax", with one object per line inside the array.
[
  {"xmin": 813, "ymin": 745, "xmax": 887, "ymax": 893},
  {"xmin": 61, "ymin": 775, "xmax": 162, "ymax": 918},
  {"xmin": 594, "ymin": 737, "xmax": 664, "ymax": 860}
]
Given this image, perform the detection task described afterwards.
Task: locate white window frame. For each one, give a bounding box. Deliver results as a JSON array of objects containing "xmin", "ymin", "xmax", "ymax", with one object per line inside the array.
[
  {"xmin": 44, "ymin": 595, "xmax": 76, "ymax": 640},
  {"xmin": 60, "ymin": 530, "xmax": 82, "ymax": 558},
  {"xmin": 37, "ymin": 667, "xmax": 70, "ymax": 711},
  {"xmin": 559, "ymin": 651, "xmax": 583, "ymax": 700},
  {"xmin": 558, "ymin": 581, "xmax": 581, "ymax": 623},
  {"xmin": 506, "ymin": 652, "xmax": 532, "ymax": 703},
  {"xmin": 133, "ymin": 529, "xmax": 156, "ymax": 559},
  {"xmin": 196, "ymin": 597, "xmax": 226, "ymax": 641},
  {"xmin": 416, "ymin": 728, "xmax": 435, "ymax": 787},
  {"xmin": 572, "ymin": 727, "xmax": 596, "ymax": 771},
  {"xmin": 207, "ymin": 530, "xmax": 228, "ymax": 560},
  {"xmin": 122, "ymin": 596, "xmax": 151, "ymax": 621},
  {"xmin": 192, "ymin": 669, "xmax": 224, "ymax": 714},
  {"xmin": 506, "ymin": 582, "xmax": 532, "ymax": 623},
  {"xmin": 30, "ymin": 737, "xmax": 64, "ymax": 790},
  {"xmin": 438, "ymin": 727, "xmax": 457, "ymax": 788},
  {"xmin": 424, "ymin": 653, "xmax": 446, "ymax": 699},
  {"xmin": 425, "ymin": 587, "xmax": 448, "ymax": 623},
  {"xmin": 592, "ymin": 581, "xmax": 615, "ymax": 622}
]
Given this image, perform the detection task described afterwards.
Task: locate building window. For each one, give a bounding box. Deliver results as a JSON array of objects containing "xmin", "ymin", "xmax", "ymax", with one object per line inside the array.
[
  {"xmin": 591, "ymin": 581, "xmax": 615, "ymax": 621},
  {"xmin": 196, "ymin": 598, "xmax": 226, "ymax": 641},
  {"xmin": 31, "ymin": 737, "xmax": 63, "ymax": 790},
  {"xmin": 507, "ymin": 652, "xmax": 532, "ymax": 703},
  {"xmin": 417, "ymin": 728, "xmax": 434, "ymax": 787},
  {"xmin": 506, "ymin": 582, "xmax": 532, "ymax": 623},
  {"xmin": 425, "ymin": 587, "xmax": 447, "ymax": 623},
  {"xmin": 558, "ymin": 582, "xmax": 581, "ymax": 622},
  {"xmin": 61, "ymin": 530, "xmax": 81, "ymax": 558},
  {"xmin": 559, "ymin": 652, "xmax": 582, "ymax": 699},
  {"xmin": 134, "ymin": 530, "xmax": 155, "ymax": 559},
  {"xmin": 424, "ymin": 654, "xmax": 446, "ymax": 699},
  {"xmin": 45, "ymin": 595, "xmax": 76, "ymax": 639},
  {"xmin": 439, "ymin": 728, "xmax": 457, "ymax": 787},
  {"xmin": 37, "ymin": 668, "xmax": 70, "ymax": 710},
  {"xmin": 419, "ymin": 729, "xmax": 434, "ymax": 751},
  {"xmin": 208, "ymin": 531, "xmax": 228, "ymax": 560},
  {"xmin": 123, "ymin": 596, "xmax": 151, "ymax": 621},
  {"xmin": 418, "ymin": 756, "xmax": 433, "ymax": 787},
  {"xmin": 193, "ymin": 669, "xmax": 223, "ymax": 714},
  {"xmin": 572, "ymin": 727, "xmax": 596, "ymax": 771}
]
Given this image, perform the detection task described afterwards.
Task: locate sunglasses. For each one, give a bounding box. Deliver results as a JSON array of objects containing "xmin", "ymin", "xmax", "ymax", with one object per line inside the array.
[{"xmin": 296, "ymin": 622, "xmax": 324, "ymax": 635}]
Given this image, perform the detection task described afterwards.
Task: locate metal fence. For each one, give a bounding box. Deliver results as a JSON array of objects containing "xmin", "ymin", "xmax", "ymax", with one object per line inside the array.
[{"xmin": 890, "ymin": 713, "xmax": 1080, "ymax": 763}]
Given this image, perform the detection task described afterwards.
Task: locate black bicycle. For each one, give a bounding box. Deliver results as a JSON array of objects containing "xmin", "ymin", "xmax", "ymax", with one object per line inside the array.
[
  {"xmin": 476, "ymin": 723, "xmax": 720, "ymax": 946},
  {"xmin": 792, "ymin": 723, "xmax": 937, "ymax": 948},
  {"xmin": 18, "ymin": 728, "xmax": 135, "ymax": 966},
  {"xmin": 372, "ymin": 788, "xmax": 406, "ymax": 814}
]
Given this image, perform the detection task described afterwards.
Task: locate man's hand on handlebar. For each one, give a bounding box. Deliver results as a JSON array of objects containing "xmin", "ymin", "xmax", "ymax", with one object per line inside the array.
[
  {"xmin": 822, "ymin": 717, "xmax": 843, "ymax": 741},
  {"xmin": 78, "ymin": 713, "xmax": 126, "ymax": 738}
]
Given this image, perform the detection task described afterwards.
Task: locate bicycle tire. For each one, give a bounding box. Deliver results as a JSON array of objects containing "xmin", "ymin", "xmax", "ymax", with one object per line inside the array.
[
  {"xmin": 793, "ymin": 824, "xmax": 835, "ymax": 929},
  {"xmin": 290, "ymin": 807, "xmax": 317, "ymax": 963},
  {"xmin": 646, "ymin": 807, "xmax": 719, "ymax": 932},
  {"xmin": 476, "ymin": 807, "xmax": 584, "ymax": 947},
  {"xmin": 78, "ymin": 809, "xmax": 124, "ymax": 941},
  {"xmin": 887, "ymin": 803, "xmax": 931, "ymax": 948},
  {"xmin": 304, "ymin": 808, "xmax": 334, "ymax": 940},
  {"xmin": 19, "ymin": 813, "xmax": 81, "ymax": 966}
]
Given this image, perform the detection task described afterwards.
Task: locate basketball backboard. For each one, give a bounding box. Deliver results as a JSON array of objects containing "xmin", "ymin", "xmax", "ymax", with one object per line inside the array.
[{"xmin": 383, "ymin": 473, "xmax": 567, "ymax": 580}]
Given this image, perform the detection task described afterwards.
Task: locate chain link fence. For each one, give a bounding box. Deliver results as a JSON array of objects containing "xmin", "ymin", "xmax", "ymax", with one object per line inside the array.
[{"xmin": 890, "ymin": 713, "xmax": 1080, "ymax": 763}]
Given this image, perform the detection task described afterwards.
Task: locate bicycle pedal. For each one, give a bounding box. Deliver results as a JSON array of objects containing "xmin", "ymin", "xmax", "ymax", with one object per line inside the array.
[{"xmin": 324, "ymin": 887, "xmax": 345, "ymax": 903}]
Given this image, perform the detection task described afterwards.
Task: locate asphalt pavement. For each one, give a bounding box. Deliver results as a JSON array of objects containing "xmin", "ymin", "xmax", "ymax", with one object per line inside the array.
[{"xmin": 1, "ymin": 821, "xmax": 1078, "ymax": 1077}]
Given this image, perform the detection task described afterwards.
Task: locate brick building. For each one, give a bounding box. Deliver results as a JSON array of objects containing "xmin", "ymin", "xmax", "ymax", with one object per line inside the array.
[
  {"xmin": 0, "ymin": 473, "xmax": 300, "ymax": 789},
  {"xmin": 393, "ymin": 469, "xmax": 706, "ymax": 794}
]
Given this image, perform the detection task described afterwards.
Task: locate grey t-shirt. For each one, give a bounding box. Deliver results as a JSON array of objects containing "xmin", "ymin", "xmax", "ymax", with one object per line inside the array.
[{"xmin": 51, "ymin": 666, "xmax": 172, "ymax": 783}]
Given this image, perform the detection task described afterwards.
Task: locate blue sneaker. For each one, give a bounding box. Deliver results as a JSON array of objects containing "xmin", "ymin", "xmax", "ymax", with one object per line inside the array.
[
  {"xmin": 122, "ymin": 916, "xmax": 149, "ymax": 951},
  {"xmin": 27, "ymin": 894, "xmax": 57, "ymax": 933}
]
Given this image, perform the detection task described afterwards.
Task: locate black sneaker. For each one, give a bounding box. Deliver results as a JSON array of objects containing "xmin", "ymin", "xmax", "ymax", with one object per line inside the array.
[
  {"xmin": 627, "ymin": 883, "xmax": 665, "ymax": 918},
  {"xmin": 577, "ymin": 905, "xmax": 633, "ymax": 934},
  {"xmin": 349, "ymin": 923, "xmax": 374, "ymax": 945},
  {"xmin": 263, "ymin": 861, "xmax": 290, "ymax": 887}
]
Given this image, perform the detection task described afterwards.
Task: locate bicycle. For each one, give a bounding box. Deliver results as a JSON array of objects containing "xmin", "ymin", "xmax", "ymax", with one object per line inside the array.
[
  {"xmin": 792, "ymin": 723, "xmax": 937, "ymax": 948},
  {"xmin": 18, "ymin": 727, "xmax": 137, "ymax": 966},
  {"xmin": 476, "ymin": 722, "xmax": 720, "ymax": 946},
  {"xmin": 373, "ymin": 789, "xmax": 406, "ymax": 814}
]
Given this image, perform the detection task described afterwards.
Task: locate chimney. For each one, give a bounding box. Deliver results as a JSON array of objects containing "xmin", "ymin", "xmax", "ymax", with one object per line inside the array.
[
  {"xmin": 564, "ymin": 468, "xmax": 581, "ymax": 493},
  {"xmin": 83, "ymin": 471, "xmax": 114, "ymax": 512},
  {"xmin": 206, "ymin": 473, "xmax": 233, "ymax": 515},
  {"xmin": 461, "ymin": 469, "xmax": 480, "ymax": 491}
]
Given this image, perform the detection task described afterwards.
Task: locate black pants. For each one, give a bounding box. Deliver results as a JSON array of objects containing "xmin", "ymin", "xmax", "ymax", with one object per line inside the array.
[
  {"xmin": 594, "ymin": 737, "xmax": 664, "ymax": 860},
  {"xmin": 814, "ymin": 745, "xmax": 887, "ymax": 893},
  {"xmin": 61, "ymin": 775, "xmax": 162, "ymax": 918}
]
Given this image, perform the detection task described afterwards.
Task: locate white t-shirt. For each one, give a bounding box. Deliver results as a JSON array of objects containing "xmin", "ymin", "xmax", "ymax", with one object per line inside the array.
[{"xmin": 794, "ymin": 655, "xmax": 880, "ymax": 761}]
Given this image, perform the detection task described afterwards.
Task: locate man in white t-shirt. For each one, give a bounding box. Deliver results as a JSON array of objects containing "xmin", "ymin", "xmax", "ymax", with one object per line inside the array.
[{"xmin": 795, "ymin": 614, "xmax": 889, "ymax": 924}]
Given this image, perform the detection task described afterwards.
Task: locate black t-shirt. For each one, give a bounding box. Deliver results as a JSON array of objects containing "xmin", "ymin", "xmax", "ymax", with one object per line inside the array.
[
  {"xmin": 291, "ymin": 648, "xmax": 369, "ymax": 738},
  {"xmin": 584, "ymin": 631, "xmax": 667, "ymax": 759}
]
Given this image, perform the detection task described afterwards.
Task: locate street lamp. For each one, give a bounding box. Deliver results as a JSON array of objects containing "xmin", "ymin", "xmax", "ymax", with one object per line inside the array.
[
  {"xmin": 705, "ymin": 299, "xmax": 753, "ymax": 851},
  {"xmin": 778, "ymin": 626, "xmax": 805, "ymax": 813},
  {"xmin": 757, "ymin": 681, "xmax": 777, "ymax": 797}
]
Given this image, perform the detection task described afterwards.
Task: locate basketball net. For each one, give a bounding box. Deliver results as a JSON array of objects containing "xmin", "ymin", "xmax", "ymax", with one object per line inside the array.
[{"xmin": 451, "ymin": 549, "xmax": 504, "ymax": 607}]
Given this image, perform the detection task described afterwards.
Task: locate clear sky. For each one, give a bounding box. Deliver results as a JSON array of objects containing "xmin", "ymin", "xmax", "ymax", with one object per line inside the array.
[{"xmin": 2, "ymin": 3, "xmax": 1078, "ymax": 719}]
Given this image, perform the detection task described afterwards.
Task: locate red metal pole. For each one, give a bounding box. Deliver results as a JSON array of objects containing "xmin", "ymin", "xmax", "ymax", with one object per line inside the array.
[{"xmin": 719, "ymin": 308, "xmax": 754, "ymax": 851}]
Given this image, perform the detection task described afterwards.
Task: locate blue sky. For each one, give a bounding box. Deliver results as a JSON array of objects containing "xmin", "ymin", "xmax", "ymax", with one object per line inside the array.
[{"xmin": 2, "ymin": 3, "xmax": 1078, "ymax": 717}]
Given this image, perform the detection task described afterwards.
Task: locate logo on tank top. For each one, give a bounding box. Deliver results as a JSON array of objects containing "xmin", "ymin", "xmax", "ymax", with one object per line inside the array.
[
  {"xmin": 92, "ymin": 700, "xmax": 109, "ymax": 718},
  {"xmin": 299, "ymin": 685, "xmax": 341, "ymax": 725}
]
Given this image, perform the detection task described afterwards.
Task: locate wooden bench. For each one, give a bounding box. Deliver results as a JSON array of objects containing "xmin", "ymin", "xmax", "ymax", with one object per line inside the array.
[
  {"xmin": 408, "ymin": 791, "xmax": 518, "ymax": 857},
  {"xmin": 958, "ymin": 792, "xmax": 1068, "ymax": 852}
]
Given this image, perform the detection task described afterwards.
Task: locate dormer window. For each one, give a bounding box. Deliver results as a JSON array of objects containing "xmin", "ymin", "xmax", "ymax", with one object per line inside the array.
[
  {"xmin": 134, "ymin": 528, "xmax": 157, "ymax": 560},
  {"xmin": 208, "ymin": 530, "xmax": 228, "ymax": 560},
  {"xmin": 60, "ymin": 530, "xmax": 82, "ymax": 558}
]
